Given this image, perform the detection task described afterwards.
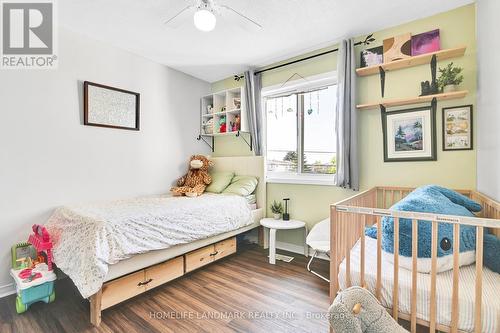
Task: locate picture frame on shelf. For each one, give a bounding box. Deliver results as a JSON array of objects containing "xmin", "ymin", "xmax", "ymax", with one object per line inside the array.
[
  {"xmin": 232, "ymin": 97, "xmax": 241, "ymax": 109},
  {"xmin": 442, "ymin": 105, "xmax": 473, "ymax": 151},
  {"xmin": 383, "ymin": 33, "xmax": 412, "ymax": 62},
  {"xmin": 411, "ymin": 29, "xmax": 440, "ymax": 56},
  {"xmin": 360, "ymin": 45, "xmax": 384, "ymax": 68},
  {"xmin": 381, "ymin": 105, "xmax": 437, "ymax": 162}
]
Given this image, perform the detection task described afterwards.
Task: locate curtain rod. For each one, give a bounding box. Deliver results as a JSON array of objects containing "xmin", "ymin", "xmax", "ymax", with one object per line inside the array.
[{"xmin": 252, "ymin": 34, "xmax": 375, "ymax": 76}]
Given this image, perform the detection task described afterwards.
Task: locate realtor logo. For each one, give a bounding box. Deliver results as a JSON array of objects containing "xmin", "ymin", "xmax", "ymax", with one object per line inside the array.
[{"xmin": 1, "ymin": 0, "xmax": 57, "ymax": 69}]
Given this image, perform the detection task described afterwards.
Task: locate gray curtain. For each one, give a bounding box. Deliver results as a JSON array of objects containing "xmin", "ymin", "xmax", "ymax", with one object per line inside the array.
[
  {"xmin": 244, "ymin": 70, "xmax": 263, "ymax": 155},
  {"xmin": 335, "ymin": 39, "xmax": 359, "ymax": 190}
]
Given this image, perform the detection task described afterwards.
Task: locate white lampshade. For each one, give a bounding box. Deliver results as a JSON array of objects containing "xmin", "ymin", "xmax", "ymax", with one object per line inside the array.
[{"xmin": 193, "ymin": 9, "xmax": 216, "ymax": 32}]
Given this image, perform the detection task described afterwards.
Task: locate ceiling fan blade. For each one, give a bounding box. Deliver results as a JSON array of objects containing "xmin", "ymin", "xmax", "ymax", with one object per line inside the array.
[
  {"xmin": 163, "ymin": 5, "xmax": 196, "ymax": 28},
  {"xmin": 219, "ymin": 5, "xmax": 262, "ymax": 31}
]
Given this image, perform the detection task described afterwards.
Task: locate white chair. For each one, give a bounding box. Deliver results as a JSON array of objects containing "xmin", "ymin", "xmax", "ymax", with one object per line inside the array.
[{"xmin": 306, "ymin": 218, "xmax": 330, "ymax": 282}]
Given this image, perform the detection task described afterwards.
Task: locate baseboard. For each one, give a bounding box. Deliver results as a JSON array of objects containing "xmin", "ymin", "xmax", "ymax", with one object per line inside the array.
[
  {"xmin": 0, "ymin": 283, "xmax": 16, "ymax": 298},
  {"xmin": 244, "ymin": 230, "xmax": 329, "ymax": 261},
  {"xmin": 275, "ymin": 241, "xmax": 329, "ymax": 260}
]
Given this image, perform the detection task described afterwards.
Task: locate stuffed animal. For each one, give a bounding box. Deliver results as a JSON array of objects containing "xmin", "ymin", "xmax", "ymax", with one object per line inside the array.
[
  {"xmin": 366, "ymin": 185, "xmax": 500, "ymax": 274},
  {"xmin": 170, "ymin": 155, "xmax": 213, "ymax": 197},
  {"xmin": 329, "ymin": 286, "xmax": 408, "ymax": 333}
]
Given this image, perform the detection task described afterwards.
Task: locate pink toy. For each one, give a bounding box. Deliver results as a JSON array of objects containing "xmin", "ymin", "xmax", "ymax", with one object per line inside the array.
[
  {"xmin": 18, "ymin": 269, "xmax": 42, "ymax": 281},
  {"xmin": 28, "ymin": 225, "xmax": 54, "ymax": 271}
]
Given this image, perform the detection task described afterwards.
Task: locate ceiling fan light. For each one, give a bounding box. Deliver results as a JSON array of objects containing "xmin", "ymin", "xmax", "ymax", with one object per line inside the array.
[{"xmin": 194, "ymin": 9, "xmax": 216, "ymax": 32}]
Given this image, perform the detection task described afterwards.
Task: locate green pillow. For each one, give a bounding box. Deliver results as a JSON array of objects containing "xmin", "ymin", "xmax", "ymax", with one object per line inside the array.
[
  {"xmin": 222, "ymin": 175, "xmax": 258, "ymax": 196},
  {"xmin": 205, "ymin": 171, "xmax": 235, "ymax": 193}
]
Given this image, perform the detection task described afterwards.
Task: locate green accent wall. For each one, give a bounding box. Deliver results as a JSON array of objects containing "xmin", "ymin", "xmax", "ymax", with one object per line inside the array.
[{"xmin": 211, "ymin": 4, "xmax": 477, "ymax": 246}]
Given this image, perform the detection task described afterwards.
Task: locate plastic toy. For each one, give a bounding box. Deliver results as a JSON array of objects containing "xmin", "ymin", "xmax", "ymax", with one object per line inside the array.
[
  {"xmin": 28, "ymin": 224, "xmax": 54, "ymax": 271},
  {"xmin": 11, "ymin": 224, "xmax": 56, "ymax": 314},
  {"xmin": 219, "ymin": 115, "xmax": 227, "ymax": 133},
  {"xmin": 11, "ymin": 242, "xmax": 35, "ymax": 269}
]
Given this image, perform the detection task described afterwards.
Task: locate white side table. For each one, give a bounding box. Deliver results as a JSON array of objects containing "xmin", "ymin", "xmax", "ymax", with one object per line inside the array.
[{"xmin": 260, "ymin": 218, "xmax": 308, "ymax": 264}]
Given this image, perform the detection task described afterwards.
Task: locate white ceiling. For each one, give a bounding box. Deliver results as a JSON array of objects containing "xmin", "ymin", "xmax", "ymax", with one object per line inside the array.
[{"xmin": 59, "ymin": 0, "xmax": 474, "ymax": 82}]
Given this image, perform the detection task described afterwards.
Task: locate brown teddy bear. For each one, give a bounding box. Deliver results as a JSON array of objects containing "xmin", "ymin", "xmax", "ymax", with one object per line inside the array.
[{"xmin": 170, "ymin": 155, "xmax": 213, "ymax": 197}]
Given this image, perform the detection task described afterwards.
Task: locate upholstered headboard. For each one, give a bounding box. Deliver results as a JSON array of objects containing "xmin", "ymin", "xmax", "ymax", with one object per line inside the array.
[{"xmin": 210, "ymin": 156, "xmax": 265, "ymax": 210}]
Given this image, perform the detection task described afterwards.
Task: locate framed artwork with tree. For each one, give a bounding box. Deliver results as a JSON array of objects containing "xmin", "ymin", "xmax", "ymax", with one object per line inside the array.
[{"xmin": 381, "ymin": 105, "xmax": 437, "ymax": 162}]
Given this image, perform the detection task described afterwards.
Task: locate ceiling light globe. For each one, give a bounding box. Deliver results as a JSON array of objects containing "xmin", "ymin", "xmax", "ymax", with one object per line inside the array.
[{"xmin": 194, "ymin": 9, "xmax": 216, "ymax": 32}]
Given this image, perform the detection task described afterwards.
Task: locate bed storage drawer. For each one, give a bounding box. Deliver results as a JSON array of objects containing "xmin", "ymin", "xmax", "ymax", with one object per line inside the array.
[
  {"xmin": 101, "ymin": 270, "xmax": 146, "ymax": 310},
  {"xmin": 213, "ymin": 237, "xmax": 236, "ymax": 261},
  {"xmin": 144, "ymin": 256, "xmax": 184, "ymax": 290},
  {"xmin": 185, "ymin": 245, "xmax": 215, "ymax": 272}
]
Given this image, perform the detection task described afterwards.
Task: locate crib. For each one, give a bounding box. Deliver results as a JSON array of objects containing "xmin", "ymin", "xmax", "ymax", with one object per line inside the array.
[{"xmin": 329, "ymin": 186, "xmax": 500, "ymax": 333}]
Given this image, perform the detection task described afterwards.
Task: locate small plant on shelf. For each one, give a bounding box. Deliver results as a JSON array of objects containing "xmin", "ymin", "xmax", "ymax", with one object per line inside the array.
[
  {"xmin": 270, "ymin": 200, "xmax": 283, "ymax": 220},
  {"xmin": 437, "ymin": 62, "xmax": 464, "ymax": 93}
]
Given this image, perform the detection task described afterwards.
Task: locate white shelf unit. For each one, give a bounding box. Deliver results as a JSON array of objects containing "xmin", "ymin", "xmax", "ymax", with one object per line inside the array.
[{"xmin": 200, "ymin": 87, "xmax": 249, "ymax": 136}]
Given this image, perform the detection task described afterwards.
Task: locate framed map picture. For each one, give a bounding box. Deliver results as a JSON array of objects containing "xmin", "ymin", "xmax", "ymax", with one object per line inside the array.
[
  {"xmin": 84, "ymin": 81, "xmax": 140, "ymax": 131},
  {"xmin": 381, "ymin": 105, "xmax": 437, "ymax": 162},
  {"xmin": 442, "ymin": 105, "xmax": 473, "ymax": 151}
]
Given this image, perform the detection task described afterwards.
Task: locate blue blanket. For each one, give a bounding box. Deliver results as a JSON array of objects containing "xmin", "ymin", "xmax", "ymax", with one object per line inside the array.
[{"xmin": 365, "ymin": 185, "xmax": 499, "ymax": 274}]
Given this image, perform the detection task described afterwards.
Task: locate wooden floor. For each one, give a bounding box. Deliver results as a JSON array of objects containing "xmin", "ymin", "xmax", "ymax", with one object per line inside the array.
[{"xmin": 0, "ymin": 244, "xmax": 331, "ymax": 333}]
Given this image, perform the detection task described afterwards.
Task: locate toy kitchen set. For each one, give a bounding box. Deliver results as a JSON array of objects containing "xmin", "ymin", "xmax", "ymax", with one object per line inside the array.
[{"xmin": 10, "ymin": 224, "xmax": 56, "ymax": 313}]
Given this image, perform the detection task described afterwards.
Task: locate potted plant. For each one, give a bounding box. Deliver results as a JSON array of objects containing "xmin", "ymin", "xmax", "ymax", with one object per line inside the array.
[
  {"xmin": 437, "ymin": 62, "xmax": 464, "ymax": 93},
  {"xmin": 270, "ymin": 200, "xmax": 283, "ymax": 220}
]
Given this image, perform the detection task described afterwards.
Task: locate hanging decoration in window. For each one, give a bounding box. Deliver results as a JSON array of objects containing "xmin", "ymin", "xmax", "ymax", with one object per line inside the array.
[
  {"xmin": 307, "ymin": 93, "xmax": 313, "ymax": 115},
  {"xmin": 316, "ymin": 91, "xmax": 320, "ymax": 115}
]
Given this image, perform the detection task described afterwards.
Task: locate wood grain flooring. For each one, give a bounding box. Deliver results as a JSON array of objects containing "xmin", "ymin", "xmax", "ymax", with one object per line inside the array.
[{"xmin": 0, "ymin": 244, "xmax": 331, "ymax": 333}]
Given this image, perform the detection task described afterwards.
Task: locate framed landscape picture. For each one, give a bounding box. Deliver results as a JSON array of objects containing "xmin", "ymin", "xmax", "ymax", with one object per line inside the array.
[
  {"xmin": 442, "ymin": 105, "xmax": 473, "ymax": 151},
  {"xmin": 84, "ymin": 81, "xmax": 140, "ymax": 131},
  {"xmin": 381, "ymin": 105, "xmax": 437, "ymax": 162}
]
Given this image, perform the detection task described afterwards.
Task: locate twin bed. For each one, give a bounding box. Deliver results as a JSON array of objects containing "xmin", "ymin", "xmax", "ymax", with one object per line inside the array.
[{"xmin": 45, "ymin": 156, "xmax": 265, "ymax": 326}]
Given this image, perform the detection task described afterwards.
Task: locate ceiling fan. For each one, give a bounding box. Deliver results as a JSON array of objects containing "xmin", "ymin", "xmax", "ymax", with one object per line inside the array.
[{"xmin": 163, "ymin": 0, "xmax": 262, "ymax": 32}]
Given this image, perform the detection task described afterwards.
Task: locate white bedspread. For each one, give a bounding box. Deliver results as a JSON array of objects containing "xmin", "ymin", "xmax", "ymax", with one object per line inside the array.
[
  {"xmin": 339, "ymin": 237, "xmax": 500, "ymax": 333},
  {"xmin": 45, "ymin": 193, "xmax": 253, "ymax": 298}
]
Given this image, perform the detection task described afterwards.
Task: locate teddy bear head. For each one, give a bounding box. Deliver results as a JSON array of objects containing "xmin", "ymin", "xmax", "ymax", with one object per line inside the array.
[{"xmin": 189, "ymin": 155, "xmax": 213, "ymax": 171}]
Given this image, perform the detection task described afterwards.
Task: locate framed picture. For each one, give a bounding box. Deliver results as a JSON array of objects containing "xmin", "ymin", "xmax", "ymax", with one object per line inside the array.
[
  {"xmin": 442, "ymin": 105, "xmax": 473, "ymax": 151},
  {"xmin": 84, "ymin": 81, "xmax": 140, "ymax": 131},
  {"xmin": 381, "ymin": 105, "xmax": 437, "ymax": 162},
  {"xmin": 360, "ymin": 46, "xmax": 384, "ymax": 67},
  {"xmin": 411, "ymin": 29, "xmax": 440, "ymax": 56}
]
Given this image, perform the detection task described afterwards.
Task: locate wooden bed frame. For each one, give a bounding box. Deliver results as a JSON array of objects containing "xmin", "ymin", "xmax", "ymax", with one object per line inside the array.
[
  {"xmin": 86, "ymin": 156, "xmax": 266, "ymax": 326},
  {"xmin": 330, "ymin": 186, "xmax": 500, "ymax": 333},
  {"xmin": 89, "ymin": 235, "xmax": 247, "ymax": 326}
]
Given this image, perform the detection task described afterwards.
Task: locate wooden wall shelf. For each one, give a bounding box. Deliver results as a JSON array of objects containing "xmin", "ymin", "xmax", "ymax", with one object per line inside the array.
[
  {"xmin": 356, "ymin": 90, "xmax": 468, "ymax": 110},
  {"xmin": 356, "ymin": 46, "xmax": 466, "ymax": 76}
]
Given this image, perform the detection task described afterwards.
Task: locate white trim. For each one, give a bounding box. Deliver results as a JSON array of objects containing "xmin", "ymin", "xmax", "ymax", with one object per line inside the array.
[
  {"xmin": 275, "ymin": 241, "xmax": 329, "ymax": 260},
  {"xmin": 0, "ymin": 283, "xmax": 16, "ymax": 298},
  {"xmin": 248, "ymin": 225, "xmax": 329, "ymax": 260},
  {"xmin": 263, "ymin": 72, "xmax": 338, "ymax": 186},
  {"xmin": 267, "ymin": 173, "xmax": 336, "ymax": 186}
]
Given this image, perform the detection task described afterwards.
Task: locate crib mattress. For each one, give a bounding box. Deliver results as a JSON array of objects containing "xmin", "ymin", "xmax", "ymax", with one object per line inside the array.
[{"xmin": 338, "ymin": 237, "xmax": 500, "ymax": 333}]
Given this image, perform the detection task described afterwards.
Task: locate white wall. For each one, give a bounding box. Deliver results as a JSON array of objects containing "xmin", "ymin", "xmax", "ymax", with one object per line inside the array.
[
  {"xmin": 0, "ymin": 28, "xmax": 210, "ymax": 295},
  {"xmin": 476, "ymin": 0, "xmax": 500, "ymax": 200}
]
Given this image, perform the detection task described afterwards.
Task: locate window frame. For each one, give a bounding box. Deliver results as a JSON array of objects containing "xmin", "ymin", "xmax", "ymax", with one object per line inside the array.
[{"xmin": 262, "ymin": 71, "xmax": 337, "ymax": 186}]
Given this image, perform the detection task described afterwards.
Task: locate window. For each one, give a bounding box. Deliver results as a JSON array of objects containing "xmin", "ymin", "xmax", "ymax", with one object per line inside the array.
[{"xmin": 264, "ymin": 74, "xmax": 337, "ymax": 185}]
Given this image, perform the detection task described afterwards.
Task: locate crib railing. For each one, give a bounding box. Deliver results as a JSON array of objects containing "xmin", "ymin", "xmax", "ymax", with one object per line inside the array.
[{"xmin": 330, "ymin": 186, "xmax": 500, "ymax": 333}]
